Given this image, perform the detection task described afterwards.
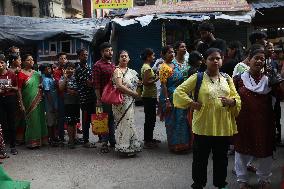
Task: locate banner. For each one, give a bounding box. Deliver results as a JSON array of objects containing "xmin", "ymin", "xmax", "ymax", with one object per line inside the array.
[
  {"xmin": 125, "ymin": 0, "xmax": 251, "ymax": 17},
  {"xmin": 93, "ymin": 0, "xmax": 133, "ymax": 9}
]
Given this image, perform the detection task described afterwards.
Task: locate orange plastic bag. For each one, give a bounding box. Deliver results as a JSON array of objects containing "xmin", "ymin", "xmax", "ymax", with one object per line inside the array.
[{"xmin": 91, "ymin": 107, "xmax": 109, "ymax": 135}]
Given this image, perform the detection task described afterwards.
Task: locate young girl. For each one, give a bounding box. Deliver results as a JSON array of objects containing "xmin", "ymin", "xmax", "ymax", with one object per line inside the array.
[
  {"xmin": 141, "ymin": 48, "xmax": 160, "ymax": 149},
  {"xmin": 42, "ymin": 65, "xmax": 58, "ymax": 146},
  {"xmin": 59, "ymin": 62, "xmax": 80, "ymax": 149}
]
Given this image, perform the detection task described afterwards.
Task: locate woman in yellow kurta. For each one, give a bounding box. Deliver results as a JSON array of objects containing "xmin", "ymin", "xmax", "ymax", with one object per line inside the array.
[{"xmin": 173, "ymin": 48, "xmax": 241, "ymax": 189}]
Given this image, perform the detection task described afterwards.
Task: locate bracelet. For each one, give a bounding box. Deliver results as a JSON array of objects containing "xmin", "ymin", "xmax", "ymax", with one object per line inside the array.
[
  {"xmin": 165, "ymin": 97, "xmax": 170, "ymax": 101},
  {"xmin": 231, "ymin": 99, "xmax": 236, "ymax": 107}
]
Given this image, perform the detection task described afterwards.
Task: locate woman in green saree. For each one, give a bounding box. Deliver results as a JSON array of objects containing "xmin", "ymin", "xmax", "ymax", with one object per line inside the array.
[
  {"xmin": 0, "ymin": 166, "xmax": 30, "ymax": 189},
  {"xmin": 18, "ymin": 54, "xmax": 48, "ymax": 148}
]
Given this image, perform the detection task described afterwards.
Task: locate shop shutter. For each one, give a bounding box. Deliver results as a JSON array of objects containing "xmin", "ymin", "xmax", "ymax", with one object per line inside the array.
[
  {"xmin": 116, "ymin": 21, "xmax": 162, "ymax": 73},
  {"xmin": 215, "ymin": 24, "xmax": 249, "ymax": 47}
]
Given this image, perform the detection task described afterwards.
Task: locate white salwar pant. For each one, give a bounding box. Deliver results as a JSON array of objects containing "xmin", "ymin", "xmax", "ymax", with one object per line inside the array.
[{"xmin": 235, "ymin": 151, "xmax": 273, "ymax": 183}]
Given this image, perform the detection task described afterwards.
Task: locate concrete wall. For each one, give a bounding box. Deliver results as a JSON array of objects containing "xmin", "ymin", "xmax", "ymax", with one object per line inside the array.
[
  {"xmin": 49, "ymin": 1, "xmax": 64, "ymax": 18},
  {"xmin": 1, "ymin": 0, "xmax": 39, "ymax": 17}
]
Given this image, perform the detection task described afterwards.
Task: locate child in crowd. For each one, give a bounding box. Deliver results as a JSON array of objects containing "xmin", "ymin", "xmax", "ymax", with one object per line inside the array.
[
  {"xmin": 59, "ymin": 62, "xmax": 80, "ymax": 149},
  {"xmin": 42, "ymin": 65, "xmax": 59, "ymax": 146}
]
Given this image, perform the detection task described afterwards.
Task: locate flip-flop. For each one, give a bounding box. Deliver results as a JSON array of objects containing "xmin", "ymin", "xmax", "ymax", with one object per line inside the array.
[
  {"xmin": 83, "ymin": 142, "xmax": 96, "ymax": 148},
  {"xmin": 100, "ymin": 143, "xmax": 110, "ymax": 153},
  {"xmin": 152, "ymin": 139, "xmax": 161, "ymax": 143},
  {"xmin": 0, "ymin": 151, "xmax": 10, "ymax": 159}
]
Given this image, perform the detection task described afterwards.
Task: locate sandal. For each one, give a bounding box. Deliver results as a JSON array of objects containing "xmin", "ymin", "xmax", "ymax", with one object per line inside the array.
[
  {"xmin": 100, "ymin": 143, "xmax": 110, "ymax": 153},
  {"xmin": 68, "ymin": 143, "xmax": 76, "ymax": 149},
  {"xmin": 75, "ymin": 138, "xmax": 84, "ymax": 145},
  {"xmin": 152, "ymin": 139, "xmax": 161, "ymax": 143},
  {"xmin": 239, "ymin": 182, "xmax": 252, "ymax": 189},
  {"xmin": 10, "ymin": 148, "xmax": 18, "ymax": 155},
  {"xmin": 247, "ymin": 165, "xmax": 257, "ymax": 173},
  {"xmin": 0, "ymin": 150, "xmax": 10, "ymax": 159},
  {"xmin": 83, "ymin": 142, "xmax": 96, "ymax": 148},
  {"xmin": 258, "ymin": 181, "xmax": 271, "ymax": 189},
  {"xmin": 143, "ymin": 142, "xmax": 157, "ymax": 149}
]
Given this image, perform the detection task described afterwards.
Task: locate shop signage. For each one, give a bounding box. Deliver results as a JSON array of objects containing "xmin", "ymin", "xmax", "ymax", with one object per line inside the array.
[{"xmin": 93, "ymin": 0, "xmax": 133, "ymax": 9}]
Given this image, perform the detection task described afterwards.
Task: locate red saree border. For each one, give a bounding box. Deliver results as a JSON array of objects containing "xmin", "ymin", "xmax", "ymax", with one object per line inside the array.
[
  {"xmin": 169, "ymin": 143, "xmax": 191, "ymax": 152},
  {"xmin": 26, "ymin": 136, "xmax": 48, "ymax": 148},
  {"xmin": 25, "ymin": 90, "xmax": 43, "ymax": 119}
]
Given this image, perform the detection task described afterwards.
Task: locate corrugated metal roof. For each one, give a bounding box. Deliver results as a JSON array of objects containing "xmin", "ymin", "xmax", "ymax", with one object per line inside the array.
[{"xmin": 251, "ymin": 0, "xmax": 284, "ymax": 9}]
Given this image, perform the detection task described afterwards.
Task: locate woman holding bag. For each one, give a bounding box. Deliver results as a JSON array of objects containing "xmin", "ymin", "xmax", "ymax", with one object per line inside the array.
[{"xmin": 112, "ymin": 50, "xmax": 142, "ymax": 157}]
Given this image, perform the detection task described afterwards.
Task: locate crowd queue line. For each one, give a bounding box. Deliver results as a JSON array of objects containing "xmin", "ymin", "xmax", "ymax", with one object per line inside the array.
[{"xmin": 0, "ymin": 22, "xmax": 284, "ymax": 189}]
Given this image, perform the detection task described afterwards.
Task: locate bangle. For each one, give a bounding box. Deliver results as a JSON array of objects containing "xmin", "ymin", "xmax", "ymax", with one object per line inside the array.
[{"xmin": 231, "ymin": 99, "xmax": 236, "ymax": 106}]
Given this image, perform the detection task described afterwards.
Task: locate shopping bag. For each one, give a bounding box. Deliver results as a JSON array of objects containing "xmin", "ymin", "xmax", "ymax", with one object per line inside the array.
[
  {"xmin": 91, "ymin": 107, "xmax": 109, "ymax": 135},
  {"xmin": 101, "ymin": 80, "xmax": 123, "ymax": 105}
]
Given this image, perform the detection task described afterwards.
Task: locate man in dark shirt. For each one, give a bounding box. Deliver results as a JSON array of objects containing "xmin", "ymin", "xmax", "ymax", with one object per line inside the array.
[
  {"xmin": 197, "ymin": 22, "xmax": 227, "ymax": 71},
  {"xmin": 249, "ymin": 31, "xmax": 267, "ymax": 47},
  {"xmin": 75, "ymin": 48, "xmax": 96, "ymax": 148},
  {"xmin": 93, "ymin": 42, "xmax": 115, "ymax": 153}
]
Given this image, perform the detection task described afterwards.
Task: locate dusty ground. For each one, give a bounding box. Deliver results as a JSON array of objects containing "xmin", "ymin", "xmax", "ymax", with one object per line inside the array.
[{"xmin": 3, "ymin": 106, "xmax": 284, "ymax": 189}]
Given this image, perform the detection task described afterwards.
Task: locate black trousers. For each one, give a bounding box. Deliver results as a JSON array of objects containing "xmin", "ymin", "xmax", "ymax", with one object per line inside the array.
[
  {"xmin": 81, "ymin": 102, "xmax": 95, "ymax": 144},
  {"xmin": 191, "ymin": 134, "xmax": 229, "ymax": 189},
  {"xmin": 274, "ymin": 99, "xmax": 281, "ymax": 142},
  {"xmin": 0, "ymin": 95, "xmax": 17, "ymax": 148},
  {"xmin": 142, "ymin": 97, "xmax": 157, "ymax": 143}
]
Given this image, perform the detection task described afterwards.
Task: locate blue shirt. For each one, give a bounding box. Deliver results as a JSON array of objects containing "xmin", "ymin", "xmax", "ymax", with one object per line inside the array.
[{"xmin": 42, "ymin": 76, "xmax": 58, "ymax": 112}]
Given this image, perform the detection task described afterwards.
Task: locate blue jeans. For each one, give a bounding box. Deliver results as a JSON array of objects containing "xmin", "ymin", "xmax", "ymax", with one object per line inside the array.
[{"xmin": 101, "ymin": 103, "xmax": 115, "ymax": 145}]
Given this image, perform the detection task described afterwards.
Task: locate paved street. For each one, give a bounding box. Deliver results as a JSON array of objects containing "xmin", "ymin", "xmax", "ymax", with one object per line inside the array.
[{"xmin": 3, "ymin": 106, "xmax": 284, "ymax": 189}]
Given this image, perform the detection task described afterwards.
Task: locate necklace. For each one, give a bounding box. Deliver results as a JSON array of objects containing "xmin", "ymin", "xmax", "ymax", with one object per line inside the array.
[
  {"xmin": 248, "ymin": 72, "xmax": 261, "ymax": 86},
  {"xmin": 206, "ymin": 71, "xmax": 220, "ymax": 84}
]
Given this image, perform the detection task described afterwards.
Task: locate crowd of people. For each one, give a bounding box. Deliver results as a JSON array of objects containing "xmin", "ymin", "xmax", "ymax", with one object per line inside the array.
[{"xmin": 0, "ymin": 21, "xmax": 284, "ymax": 188}]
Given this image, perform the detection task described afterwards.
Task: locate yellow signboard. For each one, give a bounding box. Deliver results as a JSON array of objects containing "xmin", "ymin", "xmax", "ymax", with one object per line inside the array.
[{"xmin": 93, "ymin": 0, "xmax": 133, "ymax": 9}]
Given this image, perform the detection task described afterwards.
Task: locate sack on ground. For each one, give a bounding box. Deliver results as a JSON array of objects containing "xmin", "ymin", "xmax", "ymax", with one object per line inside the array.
[{"xmin": 91, "ymin": 108, "xmax": 109, "ymax": 135}]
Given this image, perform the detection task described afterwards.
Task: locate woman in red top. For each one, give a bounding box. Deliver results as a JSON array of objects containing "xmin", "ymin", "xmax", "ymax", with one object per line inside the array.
[
  {"xmin": 0, "ymin": 54, "xmax": 18, "ymax": 156},
  {"xmin": 8, "ymin": 54, "xmax": 26, "ymax": 145}
]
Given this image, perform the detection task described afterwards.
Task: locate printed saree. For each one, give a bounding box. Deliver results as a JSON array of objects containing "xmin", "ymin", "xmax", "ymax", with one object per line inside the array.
[
  {"xmin": 159, "ymin": 62, "xmax": 192, "ymax": 152},
  {"xmin": 112, "ymin": 68, "xmax": 142, "ymax": 154}
]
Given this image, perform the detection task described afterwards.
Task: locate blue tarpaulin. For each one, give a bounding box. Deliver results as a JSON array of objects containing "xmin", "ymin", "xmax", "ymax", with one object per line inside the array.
[
  {"xmin": 0, "ymin": 15, "xmax": 110, "ymax": 44},
  {"xmin": 251, "ymin": 0, "xmax": 284, "ymax": 9}
]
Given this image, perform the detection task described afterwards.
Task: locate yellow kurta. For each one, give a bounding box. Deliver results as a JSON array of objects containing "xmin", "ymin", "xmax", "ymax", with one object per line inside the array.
[{"xmin": 173, "ymin": 73, "xmax": 241, "ymax": 136}]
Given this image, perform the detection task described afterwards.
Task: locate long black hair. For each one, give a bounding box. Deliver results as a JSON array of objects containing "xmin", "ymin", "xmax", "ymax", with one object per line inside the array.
[
  {"xmin": 140, "ymin": 48, "xmax": 154, "ymax": 61},
  {"xmin": 228, "ymin": 41, "xmax": 244, "ymax": 63}
]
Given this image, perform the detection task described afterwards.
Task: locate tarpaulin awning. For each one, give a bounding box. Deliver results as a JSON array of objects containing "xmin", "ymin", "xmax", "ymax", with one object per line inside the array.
[
  {"xmin": 0, "ymin": 15, "xmax": 110, "ymax": 45},
  {"xmin": 125, "ymin": 0, "xmax": 251, "ymax": 18},
  {"xmin": 114, "ymin": 9, "xmax": 255, "ymax": 27},
  {"xmin": 251, "ymin": 0, "xmax": 284, "ymax": 9}
]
